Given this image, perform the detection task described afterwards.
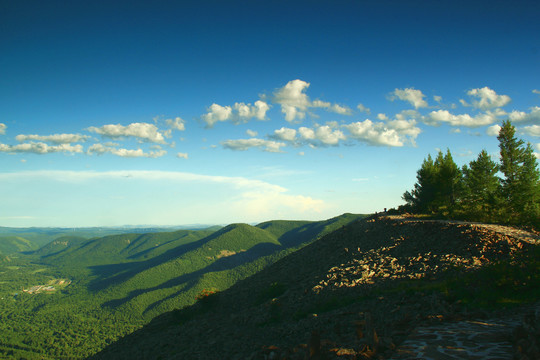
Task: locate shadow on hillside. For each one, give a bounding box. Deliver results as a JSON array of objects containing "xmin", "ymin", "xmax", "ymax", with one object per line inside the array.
[
  {"xmin": 87, "ymin": 230, "xmax": 226, "ymax": 291},
  {"xmin": 101, "ymin": 241, "xmax": 282, "ymax": 310}
]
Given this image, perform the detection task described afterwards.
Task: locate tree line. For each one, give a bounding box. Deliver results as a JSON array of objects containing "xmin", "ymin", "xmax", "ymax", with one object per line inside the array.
[{"xmin": 401, "ymin": 120, "xmax": 540, "ymax": 228}]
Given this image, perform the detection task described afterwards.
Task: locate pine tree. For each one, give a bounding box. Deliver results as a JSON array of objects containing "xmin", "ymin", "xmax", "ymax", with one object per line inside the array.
[
  {"xmin": 434, "ymin": 149, "xmax": 462, "ymax": 210},
  {"xmin": 402, "ymin": 149, "xmax": 462, "ymax": 215},
  {"xmin": 402, "ymin": 154, "xmax": 437, "ymax": 212},
  {"xmin": 497, "ymin": 120, "xmax": 540, "ymax": 224},
  {"xmin": 461, "ymin": 149, "xmax": 500, "ymax": 220}
]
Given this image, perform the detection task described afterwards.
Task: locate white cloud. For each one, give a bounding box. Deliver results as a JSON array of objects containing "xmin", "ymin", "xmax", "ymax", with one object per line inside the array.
[
  {"xmin": 533, "ymin": 89, "xmax": 540, "ymax": 95},
  {"xmin": 534, "ymin": 143, "xmax": 540, "ymax": 159},
  {"xmin": 176, "ymin": 152, "xmax": 189, "ymax": 159},
  {"xmin": 87, "ymin": 122, "xmax": 166, "ymax": 144},
  {"xmin": 15, "ymin": 133, "xmax": 89, "ymax": 144},
  {"xmin": 486, "ymin": 124, "xmax": 501, "ymax": 136},
  {"xmin": 508, "ymin": 106, "xmax": 540, "ymax": 124},
  {"xmin": 273, "ymin": 79, "xmax": 350, "ymax": 121},
  {"xmin": 377, "ymin": 113, "xmax": 388, "ymax": 121},
  {"xmin": 272, "ymin": 127, "xmax": 297, "ymax": 141},
  {"xmin": 234, "ymin": 100, "xmax": 270, "ymax": 121},
  {"xmin": 298, "ymin": 127, "xmax": 315, "ymax": 140},
  {"xmin": 273, "ymin": 79, "xmax": 311, "ymax": 122},
  {"xmin": 201, "ymin": 103, "xmax": 233, "ymax": 127},
  {"xmin": 0, "ymin": 142, "xmax": 83, "ymax": 154},
  {"xmin": 202, "ymin": 101, "xmax": 270, "ymax": 127},
  {"xmin": 463, "ymin": 87, "xmax": 511, "ymax": 110},
  {"xmin": 313, "ymin": 125, "xmax": 346, "ymax": 145},
  {"xmin": 390, "ymin": 88, "xmax": 428, "ymax": 109},
  {"xmin": 87, "ymin": 144, "xmax": 166, "ymax": 158},
  {"xmin": 521, "ymin": 125, "xmax": 540, "ymax": 137},
  {"xmin": 246, "ymin": 129, "xmax": 258, "ymax": 137},
  {"xmin": 423, "ymin": 109, "xmax": 501, "ymax": 127},
  {"xmin": 312, "ymin": 100, "xmax": 352, "ymax": 115},
  {"xmin": 343, "ymin": 118, "xmax": 420, "ymax": 147},
  {"xmin": 221, "ymin": 138, "xmax": 286, "ymax": 153},
  {"xmin": 357, "ymin": 103, "xmax": 370, "ymax": 114},
  {"xmin": 0, "ymin": 123, "xmax": 6, "ymax": 135},
  {"xmin": 165, "ymin": 117, "xmax": 186, "ymax": 131},
  {"xmin": 433, "ymin": 95, "xmax": 442, "ymax": 103}
]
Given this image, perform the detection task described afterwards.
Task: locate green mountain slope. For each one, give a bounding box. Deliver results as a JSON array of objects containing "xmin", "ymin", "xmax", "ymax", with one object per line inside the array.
[
  {"xmin": 91, "ymin": 215, "xmax": 540, "ymax": 360},
  {"xmin": 0, "ymin": 236, "xmax": 40, "ymax": 254},
  {"xmin": 41, "ymin": 229, "xmax": 217, "ymax": 267},
  {"xmin": 0, "ymin": 213, "xmax": 367, "ymax": 359}
]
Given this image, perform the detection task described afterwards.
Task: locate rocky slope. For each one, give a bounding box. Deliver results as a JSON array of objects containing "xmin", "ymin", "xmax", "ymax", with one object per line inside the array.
[{"xmin": 91, "ymin": 215, "xmax": 539, "ymax": 359}]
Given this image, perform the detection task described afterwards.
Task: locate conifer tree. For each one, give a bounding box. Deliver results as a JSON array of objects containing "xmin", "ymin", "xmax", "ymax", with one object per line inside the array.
[
  {"xmin": 497, "ymin": 120, "xmax": 540, "ymax": 224},
  {"xmin": 402, "ymin": 149, "xmax": 462, "ymax": 214},
  {"xmin": 434, "ymin": 149, "xmax": 462, "ymax": 210},
  {"xmin": 402, "ymin": 154, "xmax": 437, "ymax": 212},
  {"xmin": 461, "ymin": 149, "xmax": 500, "ymax": 219}
]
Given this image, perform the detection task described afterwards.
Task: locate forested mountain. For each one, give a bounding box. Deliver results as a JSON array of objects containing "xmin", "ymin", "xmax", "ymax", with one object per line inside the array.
[
  {"xmin": 0, "ymin": 236, "xmax": 40, "ymax": 254},
  {"xmin": 91, "ymin": 215, "xmax": 540, "ymax": 360},
  {"xmin": 0, "ymin": 213, "xmax": 367, "ymax": 359}
]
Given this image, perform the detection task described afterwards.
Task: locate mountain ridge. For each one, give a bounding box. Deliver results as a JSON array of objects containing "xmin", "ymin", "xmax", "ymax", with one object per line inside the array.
[{"xmin": 90, "ymin": 214, "xmax": 539, "ymax": 359}]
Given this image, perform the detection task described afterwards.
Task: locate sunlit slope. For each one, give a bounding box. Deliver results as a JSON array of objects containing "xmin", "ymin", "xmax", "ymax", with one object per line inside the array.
[
  {"xmin": 33, "ymin": 236, "xmax": 88, "ymax": 257},
  {"xmin": 40, "ymin": 229, "xmax": 216, "ymax": 266},
  {"xmin": 0, "ymin": 236, "xmax": 39, "ymax": 254},
  {"xmin": 91, "ymin": 214, "xmax": 367, "ymax": 319}
]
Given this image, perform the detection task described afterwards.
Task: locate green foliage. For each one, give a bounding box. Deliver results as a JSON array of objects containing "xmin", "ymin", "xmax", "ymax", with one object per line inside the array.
[
  {"xmin": 403, "ymin": 121, "xmax": 540, "ymax": 228},
  {"xmin": 0, "ymin": 213, "xmax": 366, "ymax": 359},
  {"xmin": 498, "ymin": 120, "xmax": 540, "ymax": 225},
  {"xmin": 460, "ymin": 150, "xmax": 501, "ymax": 221},
  {"xmin": 402, "ymin": 149, "xmax": 462, "ymax": 215}
]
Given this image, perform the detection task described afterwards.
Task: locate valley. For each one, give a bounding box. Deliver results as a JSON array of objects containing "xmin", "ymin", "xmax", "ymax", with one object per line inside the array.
[{"xmin": 0, "ymin": 213, "xmax": 366, "ymax": 359}]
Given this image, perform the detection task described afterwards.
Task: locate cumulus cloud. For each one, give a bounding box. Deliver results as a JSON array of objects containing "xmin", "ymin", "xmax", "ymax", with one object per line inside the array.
[
  {"xmin": 390, "ymin": 88, "xmax": 428, "ymax": 109},
  {"xmin": 312, "ymin": 125, "xmax": 346, "ymax": 145},
  {"xmin": 486, "ymin": 124, "xmax": 501, "ymax": 136},
  {"xmin": 357, "ymin": 103, "xmax": 371, "ymax": 114},
  {"xmin": 312, "ymin": 100, "xmax": 352, "ymax": 115},
  {"xmin": 165, "ymin": 117, "xmax": 186, "ymax": 131},
  {"xmin": 0, "ymin": 123, "xmax": 6, "ymax": 135},
  {"xmin": 246, "ymin": 129, "xmax": 258, "ymax": 137},
  {"xmin": 221, "ymin": 138, "xmax": 286, "ymax": 153},
  {"xmin": 202, "ymin": 101, "xmax": 270, "ymax": 127},
  {"xmin": 343, "ymin": 118, "xmax": 421, "ymax": 147},
  {"xmin": 273, "ymin": 79, "xmax": 351, "ymax": 122},
  {"xmin": 15, "ymin": 133, "xmax": 89, "ymax": 144},
  {"xmin": 462, "ymin": 87, "xmax": 511, "ymax": 110},
  {"xmin": 201, "ymin": 104, "xmax": 233, "ymax": 127},
  {"xmin": 533, "ymin": 89, "xmax": 540, "ymax": 95},
  {"xmin": 0, "ymin": 142, "xmax": 83, "ymax": 154},
  {"xmin": 87, "ymin": 143, "xmax": 166, "ymax": 158},
  {"xmin": 273, "ymin": 79, "xmax": 311, "ymax": 122},
  {"xmin": 176, "ymin": 152, "xmax": 189, "ymax": 159},
  {"xmin": 521, "ymin": 125, "xmax": 540, "ymax": 137},
  {"xmin": 422, "ymin": 109, "xmax": 502, "ymax": 127},
  {"xmin": 272, "ymin": 127, "xmax": 297, "ymax": 141},
  {"xmin": 87, "ymin": 123, "xmax": 166, "ymax": 144},
  {"xmin": 433, "ymin": 95, "xmax": 442, "ymax": 103},
  {"xmin": 508, "ymin": 106, "xmax": 540, "ymax": 124}
]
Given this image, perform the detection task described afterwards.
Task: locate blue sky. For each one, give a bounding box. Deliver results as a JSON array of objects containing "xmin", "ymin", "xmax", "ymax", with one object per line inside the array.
[{"xmin": 1, "ymin": 0, "xmax": 539, "ymax": 227}]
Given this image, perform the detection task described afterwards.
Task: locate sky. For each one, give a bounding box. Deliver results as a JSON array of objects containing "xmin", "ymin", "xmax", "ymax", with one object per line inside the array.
[{"xmin": 1, "ymin": 0, "xmax": 539, "ymax": 227}]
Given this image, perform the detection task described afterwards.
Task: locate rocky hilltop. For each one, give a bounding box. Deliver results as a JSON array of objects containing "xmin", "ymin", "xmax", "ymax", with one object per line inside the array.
[{"xmin": 91, "ymin": 215, "xmax": 539, "ymax": 359}]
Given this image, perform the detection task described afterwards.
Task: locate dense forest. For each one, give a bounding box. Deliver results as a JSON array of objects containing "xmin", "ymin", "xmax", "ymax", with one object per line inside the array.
[
  {"xmin": 0, "ymin": 214, "xmax": 365, "ymax": 359},
  {"xmin": 401, "ymin": 120, "xmax": 540, "ymax": 228}
]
